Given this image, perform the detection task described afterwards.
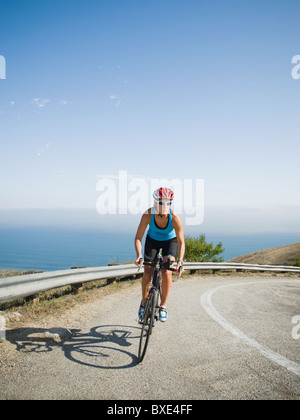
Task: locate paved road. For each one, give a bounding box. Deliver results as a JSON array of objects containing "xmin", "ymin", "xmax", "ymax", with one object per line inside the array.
[{"xmin": 1, "ymin": 275, "xmax": 300, "ymax": 400}]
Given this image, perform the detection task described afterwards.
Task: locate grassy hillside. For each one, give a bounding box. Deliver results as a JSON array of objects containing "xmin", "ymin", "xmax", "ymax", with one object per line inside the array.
[{"xmin": 229, "ymin": 242, "xmax": 300, "ymax": 266}]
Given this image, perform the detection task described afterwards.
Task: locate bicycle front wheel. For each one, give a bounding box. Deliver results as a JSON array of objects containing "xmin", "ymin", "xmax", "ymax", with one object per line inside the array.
[{"xmin": 138, "ymin": 290, "xmax": 156, "ymax": 363}]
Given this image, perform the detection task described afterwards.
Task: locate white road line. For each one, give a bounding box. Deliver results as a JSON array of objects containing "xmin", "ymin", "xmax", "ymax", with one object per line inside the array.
[{"xmin": 200, "ymin": 280, "xmax": 300, "ymax": 377}]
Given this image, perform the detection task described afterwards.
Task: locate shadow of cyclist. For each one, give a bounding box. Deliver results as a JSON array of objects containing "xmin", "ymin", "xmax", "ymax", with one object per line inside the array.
[{"xmin": 6, "ymin": 324, "xmax": 140, "ymax": 370}]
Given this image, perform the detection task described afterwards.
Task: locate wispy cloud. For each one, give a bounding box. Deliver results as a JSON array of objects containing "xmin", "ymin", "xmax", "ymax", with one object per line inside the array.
[
  {"xmin": 109, "ymin": 94, "xmax": 121, "ymax": 108},
  {"xmin": 32, "ymin": 98, "xmax": 50, "ymax": 108},
  {"xmin": 37, "ymin": 142, "xmax": 51, "ymax": 158},
  {"xmin": 59, "ymin": 99, "xmax": 72, "ymax": 106},
  {"xmin": 99, "ymin": 64, "xmax": 129, "ymax": 108}
]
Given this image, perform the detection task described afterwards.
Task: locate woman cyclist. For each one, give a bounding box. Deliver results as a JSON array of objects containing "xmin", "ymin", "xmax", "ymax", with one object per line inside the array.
[{"xmin": 134, "ymin": 187, "xmax": 185, "ymax": 322}]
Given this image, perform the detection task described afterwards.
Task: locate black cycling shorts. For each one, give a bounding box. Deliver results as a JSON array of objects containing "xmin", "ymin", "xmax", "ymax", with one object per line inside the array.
[{"xmin": 144, "ymin": 235, "xmax": 178, "ymax": 263}]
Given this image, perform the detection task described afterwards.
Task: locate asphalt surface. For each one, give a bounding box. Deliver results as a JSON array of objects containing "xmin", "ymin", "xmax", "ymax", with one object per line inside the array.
[{"xmin": 1, "ymin": 275, "xmax": 300, "ymax": 400}]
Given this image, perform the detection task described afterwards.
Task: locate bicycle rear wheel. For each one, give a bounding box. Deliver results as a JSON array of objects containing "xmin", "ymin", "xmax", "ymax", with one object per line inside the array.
[{"xmin": 138, "ymin": 290, "xmax": 156, "ymax": 363}]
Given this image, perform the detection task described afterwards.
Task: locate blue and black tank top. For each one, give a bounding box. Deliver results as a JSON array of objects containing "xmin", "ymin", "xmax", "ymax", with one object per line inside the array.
[{"xmin": 147, "ymin": 209, "xmax": 176, "ymax": 241}]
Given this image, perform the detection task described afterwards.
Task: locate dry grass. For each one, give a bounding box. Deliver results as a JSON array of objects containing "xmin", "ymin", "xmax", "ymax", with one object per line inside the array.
[
  {"xmin": 0, "ymin": 276, "xmax": 139, "ymax": 322},
  {"xmin": 0, "ymin": 270, "xmax": 23, "ymax": 279},
  {"xmin": 229, "ymin": 242, "xmax": 300, "ymax": 266}
]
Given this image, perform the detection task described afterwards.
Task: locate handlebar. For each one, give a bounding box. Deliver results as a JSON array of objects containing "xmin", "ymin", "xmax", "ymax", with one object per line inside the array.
[
  {"xmin": 142, "ymin": 259, "xmax": 183, "ymax": 276},
  {"xmin": 137, "ymin": 252, "xmax": 183, "ymax": 276},
  {"xmin": 143, "ymin": 260, "xmax": 177, "ymax": 272}
]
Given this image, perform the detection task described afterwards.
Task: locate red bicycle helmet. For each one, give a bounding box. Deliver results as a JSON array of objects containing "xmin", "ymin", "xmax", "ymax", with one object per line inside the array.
[{"xmin": 153, "ymin": 187, "xmax": 174, "ymax": 202}]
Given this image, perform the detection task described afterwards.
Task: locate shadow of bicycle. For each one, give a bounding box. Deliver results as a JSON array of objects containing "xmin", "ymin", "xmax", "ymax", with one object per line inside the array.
[{"xmin": 6, "ymin": 325, "xmax": 141, "ymax": 370}]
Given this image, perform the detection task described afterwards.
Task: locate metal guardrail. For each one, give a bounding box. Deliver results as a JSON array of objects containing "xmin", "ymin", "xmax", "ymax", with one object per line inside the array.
[
  {"xmin": 183, "ymin": 262, "xmax": 300, "ymax": 272},
  {"xmin": 0, "ymin": 262, "xmax": 300, "ymax": 303},
  {"xmin": 0, "ymin": 265, "xmax": 140, "ymax": 303}
]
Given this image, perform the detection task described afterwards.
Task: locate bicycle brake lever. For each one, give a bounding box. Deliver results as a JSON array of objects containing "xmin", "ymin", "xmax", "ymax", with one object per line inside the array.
[
  {"xmin": 177, "ymin": 265, "xmax": 183, "ymax": 279},
  {"xmin": 137, "ymin": 258, "xmax": 143, "ymax": 272}
]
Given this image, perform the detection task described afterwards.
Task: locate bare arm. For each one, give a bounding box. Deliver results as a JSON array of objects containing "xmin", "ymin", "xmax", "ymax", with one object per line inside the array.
[
  {"xmin": 134, "ymin": 210, "xmax": 151, "ymax": 266},
  {"xmin": 172, "ymin": 212, "xmax": 185, "ymax": 274}
]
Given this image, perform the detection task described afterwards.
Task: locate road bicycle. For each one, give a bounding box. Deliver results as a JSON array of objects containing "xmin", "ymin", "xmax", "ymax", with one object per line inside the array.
[{"xmin": 137, "ymin": 251, "xmax": 183, "ymax": 363}]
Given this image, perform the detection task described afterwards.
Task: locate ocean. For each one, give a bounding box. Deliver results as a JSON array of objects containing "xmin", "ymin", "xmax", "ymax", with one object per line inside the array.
[{"xmin": 0, "ymin": 226, "xmax": 299, "ymax": 271}]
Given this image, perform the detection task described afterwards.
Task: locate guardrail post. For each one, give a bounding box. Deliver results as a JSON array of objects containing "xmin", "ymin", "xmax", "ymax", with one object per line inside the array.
[
  {"xmin": 71, "ymin": 283, "xmax": 83, "ymax": 294},
  {"xmin": 24, "ymin": 294, "xmax": 38, "ymax": 303},
  {"xmin": 107, "ymin": 278, "xmax": 117, "ymax": 285}
]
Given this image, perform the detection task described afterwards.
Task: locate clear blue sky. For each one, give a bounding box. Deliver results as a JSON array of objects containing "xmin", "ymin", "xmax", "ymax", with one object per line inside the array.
[{"xmin": 1, "ymin": 0, "xmax": 300, "ymax": 234}]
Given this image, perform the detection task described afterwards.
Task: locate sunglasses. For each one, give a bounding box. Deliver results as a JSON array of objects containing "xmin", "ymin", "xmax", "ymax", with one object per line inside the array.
[{"xmin": 158, "ymin": 201, "xmax": 172, "ymax": 206}]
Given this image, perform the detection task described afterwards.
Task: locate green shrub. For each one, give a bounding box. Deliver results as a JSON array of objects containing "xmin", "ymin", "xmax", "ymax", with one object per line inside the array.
[
  {"xmin": 291, "ymin": 256, "xmax": 300, "ymax": 267},
  {"xmin": 184, "ymin": 234, "xmax": 224, "ymax": 262}
]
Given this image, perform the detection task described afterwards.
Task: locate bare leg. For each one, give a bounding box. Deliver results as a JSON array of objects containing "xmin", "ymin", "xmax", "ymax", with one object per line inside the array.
[
  {"xmin": 142, "ymin": 266, "xmax": 154, "ymax": 304},
  {"xmin": 160, "ymin": 257, "xmax": 175, "ymax": 307}
]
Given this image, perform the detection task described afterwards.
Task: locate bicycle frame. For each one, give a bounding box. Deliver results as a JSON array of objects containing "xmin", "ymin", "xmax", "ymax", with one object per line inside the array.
[{"xmin": 138, "ymin": 250, "xmax": 179, "ymax": 363}]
